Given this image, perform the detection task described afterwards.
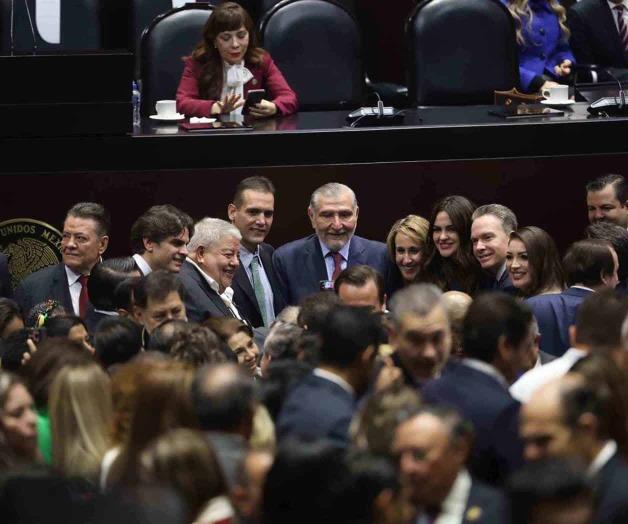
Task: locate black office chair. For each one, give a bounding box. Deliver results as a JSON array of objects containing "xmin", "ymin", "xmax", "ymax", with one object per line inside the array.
[
  {"xmin": 139, "ymin": 3, "xmax": 213, "ymax": 116},
  {"xmin": 259, "ymin": 0, "xmax": 365, "ymax": 110},
  {"xmin": 131, "ymin": 0, "xmax": 222, "ymax": 59},
  {"xmin": 0, "ymin": 0, "xmax": 102, "ymax": 54},
  {"xmin": 406, "ymin": 0, "xmax": 519, "ymax": 106},
  {"xmin": 260, "ymin": 0, "xmax": 355, "ymax": 15}
]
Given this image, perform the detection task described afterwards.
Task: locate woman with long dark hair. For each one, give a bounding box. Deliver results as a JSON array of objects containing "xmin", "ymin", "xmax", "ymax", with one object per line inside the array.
[
  {"xmin": 176, "ymin": 2, "xmax": 298, "ymax": 118},
  {"xmin": 506, "ymin": 226, "xmax": 565, "ymax": 298},
  {"xmin": 420, "ymin": 196, "xmax": 482, "ymax": 294}
]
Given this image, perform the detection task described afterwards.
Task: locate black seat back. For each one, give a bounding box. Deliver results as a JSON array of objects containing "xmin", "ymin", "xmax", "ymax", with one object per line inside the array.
[
  {"xmin": 139, "ymin": 4, "xmax": 213, "ymax": 115},
  {"xmin": 407, "ymin": 0, "xmax": 519, "ymax": 106},
  {"xmin": 259, "ymin": 0, "xmax": 365, "ymax": 110}
]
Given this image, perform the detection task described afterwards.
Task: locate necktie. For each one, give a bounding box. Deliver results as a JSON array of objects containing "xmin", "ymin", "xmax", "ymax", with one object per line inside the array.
[
  {"xmin": 78, "ymin": 274, "xmax": 89, "ymax": 319},
  {"xmin": 250, "ymin": 256, "xmax": 269, "ymax": 326},
  {"xmin": 330, "ymin": 252, "xmax": 344, "ymax": 281},
  {"xmin": 615, "ymin": 5, "xmax": 628, "ymax": 52}
]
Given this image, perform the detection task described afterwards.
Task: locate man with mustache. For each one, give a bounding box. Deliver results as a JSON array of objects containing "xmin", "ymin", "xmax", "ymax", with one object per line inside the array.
[
  {"xmin": 130, "ymin": 204, "xmax": 194, "ymax": 275},
  {"xmin": 273, "ymin": 182, "xmax": 388, "ymax": 305},
  {"xmin": 15, "ymin": 202, "xmax": 109, "ymax": 320},
  {"xmin": 179, "ymin": 217, "xmax": 244, "ymax": 323},
  {"xmin": 228, "ymin": 176, "xmax": 286, "ymax": 328}
]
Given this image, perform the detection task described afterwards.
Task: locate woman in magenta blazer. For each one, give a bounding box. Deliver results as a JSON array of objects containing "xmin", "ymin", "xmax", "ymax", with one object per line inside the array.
[{"xmin": 176, "ymin": 2, "xmax": 298, "ymax": 118}]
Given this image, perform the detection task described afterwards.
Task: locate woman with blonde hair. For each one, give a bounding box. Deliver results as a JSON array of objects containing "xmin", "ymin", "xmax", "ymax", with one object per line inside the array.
[
  {"xmin": 386, "ymin": 215, "xmax": 429, "ymax": 292},
  {"xmin": 502, "ymin": 0, "xmax": 575, "ymax": 93},
  {"xmin": 49, "ymin": 362, "xmax": 112, "ymax": 482}
]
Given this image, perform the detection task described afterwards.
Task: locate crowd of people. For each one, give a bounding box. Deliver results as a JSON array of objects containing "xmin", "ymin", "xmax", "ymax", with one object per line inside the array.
[
  {"xmin": 0, "ymin": 173, "xmax": 627, "ymax": 523},
  {"xmin": 172, "ymin": 0, "xmax": 628, "ymax": 120}
]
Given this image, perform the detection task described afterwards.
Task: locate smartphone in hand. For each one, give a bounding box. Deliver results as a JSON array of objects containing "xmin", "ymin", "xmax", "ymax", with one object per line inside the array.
[{"xmin": 242, "ymin": 89, "xmax": 266, "ymax": 115}]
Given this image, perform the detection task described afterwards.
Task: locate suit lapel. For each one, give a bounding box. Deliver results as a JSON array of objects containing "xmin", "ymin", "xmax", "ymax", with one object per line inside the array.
[
  {"xmin": 55, "ymin": 264, "xmax": 74, "ymax": 313},
  {"xmin": 188, "ymin": 262, "xmax": 233, "ymax": 318},
  {"xmin": 260, "ymin": 243, "xmax": 287, "ymax": 310},
  {"xmin": 306, "ymin": 236, "xmax": 329, "ymax": 283},
  {"xmin": 599, "ymin": 0, "xmax": 627, "ymax": 63},
  {"xmin": 233, "ymin": 264, "xmax": 259, "ymax": 315},
  {"xmin": 348, "ymin": 236, "xmax": 366, "ymax": 265}
]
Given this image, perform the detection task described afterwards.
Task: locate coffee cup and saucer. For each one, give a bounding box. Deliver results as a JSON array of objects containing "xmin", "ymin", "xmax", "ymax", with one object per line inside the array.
[
  {"xmin": 540, "ymin": 85, "xmax": 575, "ymax": 106},
  {"xmin": 149, "ymin": 100, "xmax": 185, "ymax": 121}
]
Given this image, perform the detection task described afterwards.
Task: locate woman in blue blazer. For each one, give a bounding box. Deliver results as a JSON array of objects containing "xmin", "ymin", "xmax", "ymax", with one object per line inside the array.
[{"xmin": 502, "ymin": 0, "xmax": 575, "ymax": 92}]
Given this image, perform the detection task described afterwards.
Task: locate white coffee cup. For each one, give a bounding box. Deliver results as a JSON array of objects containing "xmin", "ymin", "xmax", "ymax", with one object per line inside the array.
[
  {"xmin": 155, "ymin": 100, "xmax": 177, "ymax": 117},
  {"xmin": 542, "ymin": 85, "xmax": 569, "ymax": 103}
]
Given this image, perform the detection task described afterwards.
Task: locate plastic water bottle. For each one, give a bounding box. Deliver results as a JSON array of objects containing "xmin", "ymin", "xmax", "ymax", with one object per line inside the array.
[{"xmin": 132, "ymin": 81, "xmax": 141, "ymax": 128}]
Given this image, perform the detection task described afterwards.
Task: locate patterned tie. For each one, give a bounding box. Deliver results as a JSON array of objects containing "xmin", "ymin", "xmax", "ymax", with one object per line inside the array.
[
  {"xmin": 615, "ymin": 5, "xmax": 628, "ymax": 52},
  {"xmin": 330, "ymin": 252, "xmax": 344, "ymax": 281},
  {"xmin": 78, "ymin": 274, "xmax": 89, "ymax": 319},
  {"xmin": 250, "ymin": 256, "xmax": 269, "ymax": 326}
]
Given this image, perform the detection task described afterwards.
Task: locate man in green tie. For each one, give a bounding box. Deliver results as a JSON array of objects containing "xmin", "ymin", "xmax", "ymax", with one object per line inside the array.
[{"xmin": 228, "ymin": 176, "xmax": 287, "ymax": 328}]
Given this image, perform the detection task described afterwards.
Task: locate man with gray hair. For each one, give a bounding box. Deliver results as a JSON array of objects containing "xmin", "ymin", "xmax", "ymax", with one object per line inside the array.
[
  {"xmin": 471, "ymin": 204, "xmax": 518, "ymax": 292},
  {"xmin": 179, "ymin": 217, "xmax": 245, "ymax": 323},
  {"xmin": 273, "ymin": 182, "xmax": 388, "ymax": 305},
  {"xmin": 386, "ymin": 283, "xmax": 452, "ymax": 388}
]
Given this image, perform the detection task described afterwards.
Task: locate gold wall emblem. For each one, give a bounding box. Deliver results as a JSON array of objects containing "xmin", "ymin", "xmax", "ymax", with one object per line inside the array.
[{"xmin": 0, "ymin": 218, "xmax": 62, "ymax": 290}]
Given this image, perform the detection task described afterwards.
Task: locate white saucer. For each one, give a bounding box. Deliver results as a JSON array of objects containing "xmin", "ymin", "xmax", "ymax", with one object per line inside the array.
[
  {"xmin": 149, "ymin": 113, "xmax": 185, "ymax": 121},
  {"xmin": 540, "ymin": 99, "xmax": 575, "ymax": 106}
]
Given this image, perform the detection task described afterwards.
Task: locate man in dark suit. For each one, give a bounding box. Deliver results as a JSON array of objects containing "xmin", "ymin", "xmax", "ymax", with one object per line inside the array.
[
  {"xmin": 423, "ymin": 293, "xmax": 535, "ymax": 486},
  {"xmin": 393, "ymin": 406, "xmax": 508, "ymax": 523},
  {"xmin": 179, "ymin": 217, "xmax": 244, "ymax": 323},
  {"xmin": 273, "ymin": 183, "xmax": 388, "ymax": 305},
  {"xmin": 130, "ymin": 204, "xmax": 194, "ymax": 275},
  {"xmin": 521, "ymin": 375, "xmax": 628, "ymax": 524},
  {"xmin": 525, "ymin": 239, "xmax": 619, "ymax": 357},
  {"xmin": 507, "ymin": 458, "xmax": 595, "ymax": 524},
  {"xmin": 227, "ymin": 176, "xmax": 286, "ymax": 328},
  {"xmin": 276, "ymin": 305, "xmax": 380, "ymax": 446},
  {"xmin": 385, "ymin": 283, "xmax": 452, "ymax": 389},
  {"xmin": 568, "ymin": 0, "xmax": 628, "ymax": 76},
  {"xmin": 133, "ymin": 270, "xmax": 187, "ymax": 344},
  {"xmin": 192, "ymin": 363, "xmax": 255, "ymax": 488},
  {"xmin": 14, "ymin": 202, "xmax": 110, "ymax": 320},
  {"xmin": 471, "ymin": 204, "xmax": 518, "ymax": 293},
  {"xmin": 0, "ymin": 253, "xmax": 12, "ymax": 298}
]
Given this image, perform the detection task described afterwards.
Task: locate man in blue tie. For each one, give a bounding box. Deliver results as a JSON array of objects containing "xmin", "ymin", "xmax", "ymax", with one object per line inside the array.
[
  {"xmin": 228, "ymin": 176, "xmax": 286, "ymax": 328},
  {"xmin": 273, "ymin": 182, "xmax": 388, "ymax": 305}
]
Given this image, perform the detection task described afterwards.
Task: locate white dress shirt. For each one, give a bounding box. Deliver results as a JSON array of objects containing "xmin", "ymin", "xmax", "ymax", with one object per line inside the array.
[
  {"xmin": 510, "ymin": 348, "xmax": 588, "ymax": 403},
  {"xmin": 462, "ymin": 358, "xmax": 509, "ymax": 389},
  {"xmin": 588, "ymin": 440, "xmax": 618, "ymax": 477},
  {"xmin": 416, "ymin": 470, "xmax": 472, "ymax": 524},
  {"xmin": 132, "ymin": 253, "xmax": 152, "ymax": 275},
  {"xmin": 64, "ymin": 265, "xmax": 84, "ymax": 316},
  {"xmin": 319, "ymin": 237, "xmax": 351, "ymax": 281},
  {"xmin": 313, "ymin": 368, "xmax": 355, "ymax": 396},
  {"xmin": 608, "ymin": 0, "xmax": 628, "ymax": 32},
  {"xmin": 186, "ymin": 258, "xmax": 243, "ymax": 320}
]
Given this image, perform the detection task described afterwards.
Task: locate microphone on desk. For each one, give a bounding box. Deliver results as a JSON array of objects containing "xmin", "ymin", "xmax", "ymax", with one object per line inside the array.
[
  {"xmin": 346, "ymin": 92, "xmax": 395, "ymax": 121},
  {"xmin": 586, "ymin": 67, "xmax": 628, "ymax": 116}
]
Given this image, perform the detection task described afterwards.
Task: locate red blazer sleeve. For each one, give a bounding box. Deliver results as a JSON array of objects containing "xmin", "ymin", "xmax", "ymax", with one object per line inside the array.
[
  {"xmin": 176, "ymin": 57, "xmax": 217, "ymax": 117},
  {"xmin": 261, "ymin": 54, "xmax": 298, "ymax": 116}
]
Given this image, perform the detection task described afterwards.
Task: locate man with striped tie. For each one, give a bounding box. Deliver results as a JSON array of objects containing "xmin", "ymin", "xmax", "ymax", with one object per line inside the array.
[{"xmin": 568, "ymin": 0, "xmax": 628, "ymax": 76}]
